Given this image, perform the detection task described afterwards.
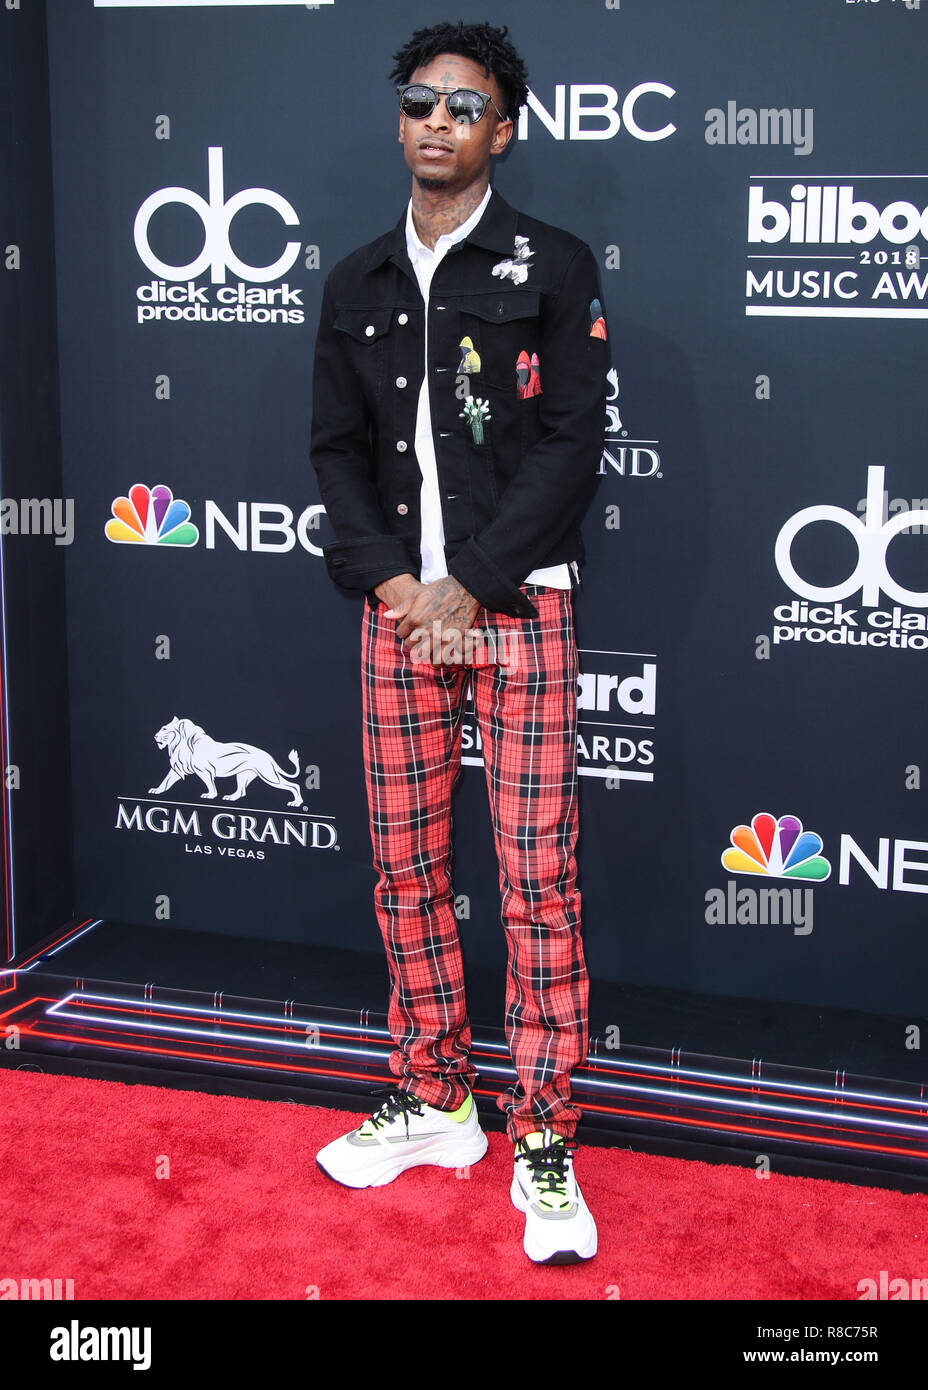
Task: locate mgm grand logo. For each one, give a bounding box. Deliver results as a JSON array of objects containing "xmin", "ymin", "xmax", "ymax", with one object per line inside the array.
[{"xmin": 115, "ymin": 716, "xmax": 337, "ymax": 860}]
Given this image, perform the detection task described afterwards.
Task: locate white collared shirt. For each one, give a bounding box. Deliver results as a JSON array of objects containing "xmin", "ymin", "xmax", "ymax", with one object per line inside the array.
[{"xmin": 404, "ymin": 190, "xmax": 571, "ymax": 594}]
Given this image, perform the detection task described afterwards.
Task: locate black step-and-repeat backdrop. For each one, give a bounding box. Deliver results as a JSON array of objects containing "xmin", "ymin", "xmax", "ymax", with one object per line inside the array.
[{"xmin": 39, "ymin": 0, "xmax": 928, "ymax": 1019}]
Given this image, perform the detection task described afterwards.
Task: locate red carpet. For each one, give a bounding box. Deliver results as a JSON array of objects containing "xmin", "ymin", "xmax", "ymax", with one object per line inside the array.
[{"xmin": 0, "ymin": 1068, "xmax": 923, "ymax": 1300}]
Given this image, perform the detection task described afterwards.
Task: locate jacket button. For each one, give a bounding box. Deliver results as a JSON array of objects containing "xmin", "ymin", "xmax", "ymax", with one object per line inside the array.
[
  {"xmin": 496, "ymin": 303, "xmax": 504, "ymax": 316},
  {"xmin": 396, "ymin": 440, "xmax": 408, "ymax": 452},
  {"xmin": 365, "ymin": 324, "xmax": 375, "ymax": 336},
  {"xmin": 396, "ymin": 503, "xmax": 408, "ymax": 515},
  {"xmin": 397, "ymin": 313, "xmax": 409, "ymax": 325},
  {"xmin": 395, "ymin": 376, "xmax": 407, "ymax": 389}
]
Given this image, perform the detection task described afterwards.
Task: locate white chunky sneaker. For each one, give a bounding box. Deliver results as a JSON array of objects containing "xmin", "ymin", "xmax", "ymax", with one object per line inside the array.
[
  {"xmin": 511, "ymin": 1129, "xmax": 598, "ymax": 1264},
  {"xmin": 315, "ymin": 1087, "xmax": 488, "ymax": 1189}
]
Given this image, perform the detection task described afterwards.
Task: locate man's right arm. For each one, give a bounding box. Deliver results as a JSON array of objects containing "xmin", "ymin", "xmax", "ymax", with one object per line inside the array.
[{"xmin": 310, "ymin": 272, "xmax": 418, "ymax": 596}]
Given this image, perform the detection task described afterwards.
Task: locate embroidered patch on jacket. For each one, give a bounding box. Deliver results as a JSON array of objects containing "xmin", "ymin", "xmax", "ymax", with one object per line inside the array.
[
  {"xmin": 460, "ymin": 396, "xmax": 491, "ymax": 444},
  {"xmin": 492, "ymin": 235, "xmax": 534, "ymax": 285},
  {"xmin": 516, "ymin": 349, "xmax": 542, "ymax": 399},
  {"xmin": 458, "ymin": 336, "xmax": 481, "ymax": 374},
  {"xmin": 589, "ymin": 297, "xmax": 607, "ymax": 340}
]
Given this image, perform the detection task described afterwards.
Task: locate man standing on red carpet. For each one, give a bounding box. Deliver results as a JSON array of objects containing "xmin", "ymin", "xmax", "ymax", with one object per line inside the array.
[{"xmin": 310, "ymin": 20, "xmax": 607, "ymax": 1265}]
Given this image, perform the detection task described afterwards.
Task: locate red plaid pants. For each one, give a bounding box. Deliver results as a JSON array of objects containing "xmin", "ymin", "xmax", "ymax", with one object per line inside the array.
[{"xmin": 360, "ymin": 584, "xmax": 589, "ymax": 1142}]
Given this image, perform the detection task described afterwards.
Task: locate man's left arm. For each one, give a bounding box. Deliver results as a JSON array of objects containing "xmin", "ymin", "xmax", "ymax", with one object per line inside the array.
[{"xmin": 447, "ymin": 242, "xmax": 609, "ymax": 617}]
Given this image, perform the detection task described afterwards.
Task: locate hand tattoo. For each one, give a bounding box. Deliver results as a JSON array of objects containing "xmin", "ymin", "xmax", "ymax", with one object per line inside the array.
[{"xmin": 395, "ymin": 575, "xmax": 481, "ymax": 655}]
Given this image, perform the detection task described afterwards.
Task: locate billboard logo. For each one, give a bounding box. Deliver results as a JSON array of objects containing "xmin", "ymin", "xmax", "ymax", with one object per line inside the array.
[
  {"xmin": 748, "ymin": 184, "xmax": 928, "ymax": 246},
  {"xmin": 461, "ymin": 651, "xmax": 656, "ymax": 784},
  {"xmin": 576, "ymin": 652, "xmax": 656, "ymax": 784},
  {"xmin": 105, "ymin": 484, "xmax": 199, "ymax": 547},
  {"xmin": 722, "ymin": 812, "xmax": 831, "ymax": 882},
  {"xmin": 745, "ymin": 178, "xmax": 927, "ymax": 318},
  {"xmin": 134, "ymin": 147, "xmax": 300, "ymax": 285}
]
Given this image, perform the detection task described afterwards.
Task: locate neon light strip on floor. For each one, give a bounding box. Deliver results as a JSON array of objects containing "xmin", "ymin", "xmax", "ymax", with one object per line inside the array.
[
  {"xmin": 43, "ymin": 994, "xmax": 928, "ymax": 1137},
  {"xmin": 44, "ymin": 990, "xmax": 928, "ymax": 1115},
  {"xmin": 15, "ymin": 1021, "xmax": 928, "ymax": 1163}
]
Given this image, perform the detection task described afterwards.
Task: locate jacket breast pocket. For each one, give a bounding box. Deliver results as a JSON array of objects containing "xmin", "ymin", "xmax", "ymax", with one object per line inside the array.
[
  {"xmin": 333, "ymin": 306, "xmax": 394, "ymax": 398},
  {"xmin": 458, "ymin": 290, "xmax": 540, "ymax": 392},
  {"xmin": 519, "ymin": 391, "xmax": 545, "ymax": 452}
]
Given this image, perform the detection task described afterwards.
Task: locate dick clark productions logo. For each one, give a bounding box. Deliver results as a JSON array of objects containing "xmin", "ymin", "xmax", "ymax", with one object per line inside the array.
[
  {"xmin": 772, "ymin": 466, "xmax": 928, "ymax": 652},
  {"xmin": 132, "ymin": 147, "xmax": 306, "ymax": 325}
]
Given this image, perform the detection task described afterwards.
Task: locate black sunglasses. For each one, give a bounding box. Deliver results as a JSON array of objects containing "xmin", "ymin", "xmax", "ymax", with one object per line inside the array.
[{"xmin": 397, "ymin": 84, "xmax": 507, "ymax": 125}]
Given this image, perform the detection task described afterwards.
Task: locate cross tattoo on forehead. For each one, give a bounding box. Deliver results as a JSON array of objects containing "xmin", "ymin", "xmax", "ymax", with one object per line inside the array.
[{"xmin": 424, "ymin": 64, "xmax": 493, "ymax": 94}]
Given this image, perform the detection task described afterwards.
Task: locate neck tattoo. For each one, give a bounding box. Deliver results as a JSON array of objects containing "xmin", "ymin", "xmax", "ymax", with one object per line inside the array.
[{"xmin": 412, "ymin": 181, "xmax": 489, "ymax": 251}]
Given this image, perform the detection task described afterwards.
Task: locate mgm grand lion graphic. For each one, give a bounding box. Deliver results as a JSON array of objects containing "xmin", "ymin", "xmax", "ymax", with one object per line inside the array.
[{"xmin": 149, "ymin": 716, "xmax": 303, "ymax": 808}]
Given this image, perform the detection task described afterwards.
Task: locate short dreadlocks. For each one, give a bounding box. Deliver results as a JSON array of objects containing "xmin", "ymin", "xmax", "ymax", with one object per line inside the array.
[{"xmin": 389, "ymin": 21, "xmax": 529, "ymax": 123}]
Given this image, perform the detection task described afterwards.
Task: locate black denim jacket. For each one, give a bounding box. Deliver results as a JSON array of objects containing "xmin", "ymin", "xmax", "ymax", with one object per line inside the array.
[{"xmin": 309, "ymin": 189, "xmax": 608, "ymax": 619}]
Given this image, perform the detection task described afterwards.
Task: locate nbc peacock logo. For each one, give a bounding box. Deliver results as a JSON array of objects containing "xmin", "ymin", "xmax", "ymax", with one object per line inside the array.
[
  {"xmin": 105, "ymin": 484, "xmax": 199, "ymax": 547},
  {"xmin": 722, "ymin": 812, "xmax": 831, "ymax": 881}
]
